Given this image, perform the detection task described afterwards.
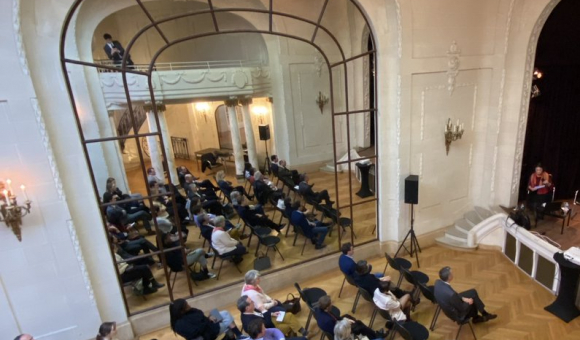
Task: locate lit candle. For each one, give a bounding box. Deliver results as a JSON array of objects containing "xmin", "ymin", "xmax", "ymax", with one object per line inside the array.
[
  {"xmin": 6, "ymin": 179, "xmax": 12, "ymax": 193},
  {"xmin": 3, "ymin": 190, "xmax": 9, "ymax": 206},
  {"xmin": 21, "ymin": 185, "xmax": 28, "ymax": 201}
]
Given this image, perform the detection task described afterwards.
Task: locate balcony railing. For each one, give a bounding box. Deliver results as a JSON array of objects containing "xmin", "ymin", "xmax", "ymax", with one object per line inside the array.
[{"xmin": 94, "ymin": 59, "xmax": 266, "ymax": 73}]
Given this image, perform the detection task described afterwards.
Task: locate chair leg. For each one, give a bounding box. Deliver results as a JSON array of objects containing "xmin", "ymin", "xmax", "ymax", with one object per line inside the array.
[
  {"xmin": 275, "ymin": 246, "xmax": 285, "ymax": 261},
  {"xmin": 339, "ymin": 277, "xmax": 346, "ymax": 298},
  {"xmin": 468, "ymin": 321, "xmax": 477, "ymax": 339},
  {"xmin": 305, "ymin": 310, "xmax": 313, "ymax": 330},
  {"xmin": 369, "ymin": 308, "xmax": 378, "ymax": 328},
  {"xmin": 211, "ymin": 254, "xmax": 217, "ymax": 269},
  {"xmin": 301, "ymin": 237, "xmax": 307, "ymax": 256},
  {"xmin": 430, "ymin": 305, "xmax": 441, "ymax": 331},
  {"xmin": 217, "ymin": 259, "xmax": 224, "ymax": 280},
  {"xmin": 255, "ymin": 243, "xmax": 260, "ymax": 256},
  {"xmin": 455, "ymin": 324, "xmax": 464, "ymax": 340},
  {"xmin": 396, "ymin": 273, "xmax": 404, "ymax": 288},
  {"xmin": 351, "ymin": 290, "xmax": 361, "ymax": 314},
  {"xmin": 293, "ymin": 233, "xmax": 298, "ymax": 246},
  {"xmin": 170, "ymin": 271, "xmax": 178, "ymax": 290},
  {"xmin": 383, "ymin": 263, "xmax": 389, "ymax": 275},
  {"xmin": 247, "ymin": 232, "xmax": 253, "ymax": 247},
  {"xmin": 352, "ymin": 228, "xmax": 357, "ymax": 239}
]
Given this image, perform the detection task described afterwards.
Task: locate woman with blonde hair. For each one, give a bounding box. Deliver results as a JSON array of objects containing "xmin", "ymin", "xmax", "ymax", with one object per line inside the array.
[{"xmin": 241, "ymin": 270, "xmax": 307, "ymax": 337}]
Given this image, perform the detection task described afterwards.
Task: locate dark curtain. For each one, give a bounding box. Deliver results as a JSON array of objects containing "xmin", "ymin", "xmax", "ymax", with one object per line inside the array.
[{"xmin": 518, "ymin": 65, "xmax": 580, "ymax": 201}]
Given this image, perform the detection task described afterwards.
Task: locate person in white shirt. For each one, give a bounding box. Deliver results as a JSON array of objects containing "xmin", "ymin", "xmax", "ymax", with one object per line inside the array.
[
  {"xmin": 211, "ymin": 216, "xmax": 247, "ymax": 263},
  {"xmin": 373, "ymin": 280, "xmax": 413, "ymax": 322}
]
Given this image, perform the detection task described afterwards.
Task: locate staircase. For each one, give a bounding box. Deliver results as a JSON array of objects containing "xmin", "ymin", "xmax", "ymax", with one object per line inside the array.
[
  {"xmin": 435, "ymin": 206, "xmax": 495, "ymax": 250},
  {"xmin": 116, "ymin": 106, "xmax": 147, "ymax": 150}
]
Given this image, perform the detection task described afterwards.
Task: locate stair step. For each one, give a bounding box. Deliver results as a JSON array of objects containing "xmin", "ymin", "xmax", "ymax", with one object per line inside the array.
[
  {"xmin": 474, "ymin": 206, "xmax": 493, "ymax": 220},
  {"xmin": 444, "ymin": 227, "xmax": 468, "ymax": 242},
  {"xmin": 454, "ymin": 219, "xmax": 474, "ymax": 234},
  {"xmin": 435, "ymin": 236, "xmax": 478, "ymax": 250},
  {"xmin": 464, "ymin": 210, "xmax": 483, "ymax": 226}
]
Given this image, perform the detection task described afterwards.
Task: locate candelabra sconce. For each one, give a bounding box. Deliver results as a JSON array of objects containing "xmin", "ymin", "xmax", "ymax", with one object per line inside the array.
[
  {"xmin": 1, "ymin": 180, "xmax": 32, "ymax": 241},
  {"xmin": 315, "ymin": 91, "xmax": 329, "ymax": 114},
  {"xmin": 444, "ymin": 118, "xmax": 464, "ymax": 155},
  {"xmin": 195, "ymin": 102, "xmax": 210, "ymax": 122}
]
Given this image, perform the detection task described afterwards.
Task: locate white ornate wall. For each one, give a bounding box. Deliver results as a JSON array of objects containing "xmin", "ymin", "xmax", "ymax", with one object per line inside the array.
[{"xmin": 0, "ymin": 0, "xmax": 563, "ymax": 339}]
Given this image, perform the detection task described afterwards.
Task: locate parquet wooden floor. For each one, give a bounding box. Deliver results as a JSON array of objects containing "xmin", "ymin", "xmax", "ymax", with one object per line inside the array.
[
  {"xmin": 138, "ymin": 246, "xmax": 580, "ymax": 340},
  {"xmin": 122, "ymin": 159, "xmax": 377, "ymax": 313}
]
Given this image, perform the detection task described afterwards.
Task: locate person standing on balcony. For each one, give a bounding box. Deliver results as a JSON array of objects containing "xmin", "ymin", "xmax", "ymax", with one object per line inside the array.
[{"xmin": 103, "ymin": 33, "xmax": 134, "ymax": 67}]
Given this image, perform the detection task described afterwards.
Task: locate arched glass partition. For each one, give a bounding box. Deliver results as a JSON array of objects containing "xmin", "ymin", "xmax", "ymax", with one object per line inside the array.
[{"xmin": 60, "ymin": 0, "xmax": 378, "ymax": 315}]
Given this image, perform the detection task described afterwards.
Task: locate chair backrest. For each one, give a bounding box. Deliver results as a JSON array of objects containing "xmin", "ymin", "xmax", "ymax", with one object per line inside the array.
[
  {"xmin": 358, "ymin": 287, "xmax": 374, "ymax": 303},
  {"xmin": 294, "ymin": 282, "xmax": 309, "ymax": 306},
  {"xmin": 392, "ymin": 319, "xmax": 413, "ymax": 340},
  {"xmin": 376, "ymin": 308, "xmax": 393, "ymax": 322},
  {"xmin": 344, "ymin": 274, "xmax": 357, "ymax": 287},
  {"xmin": 438, "ymin": 298, "xmax": 468, "ymax": 324},
  {"xmin": 418, "ymin": 282, "xmax": 436, "ymax": 304},
  {"xmin": 385, "ymin": 253, "xmax": 400, "ymax": 271},
  {"xmin": 321, "ymin": 331, "xmax": 334, "ymax": 340},
  {"xmin": 401, "ymin": 268, "xmax": 416, "ymax": 286}
]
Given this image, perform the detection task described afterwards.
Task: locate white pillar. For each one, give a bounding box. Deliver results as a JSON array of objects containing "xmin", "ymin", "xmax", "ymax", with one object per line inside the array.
[
  {"xmin": 239, "ymin": 97, "xmax": 260, "ymax": 170},
  {"xmin": 158, "ymin": 110, "xmax": 179, "ymax": 185},
  {"xmin": 146, "ymin": 109, "xmax": 165, "ymax": 184},
  {"xmin": 225, "ymin": 98, "xmax": 245, "ymax": 177},
  {"xmin": 107, "ymin": 111, "xmax": 130, "ymax": 192}
]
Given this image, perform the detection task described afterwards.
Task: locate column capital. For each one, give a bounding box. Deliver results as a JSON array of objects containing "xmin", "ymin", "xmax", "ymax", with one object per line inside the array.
[
  {"xmin": 238, "ymin": 97, "xmax": 253, "ymax": 106},
  {"xmin": 143, "ymin": 101, "xmax": 166, "ymax": 113},
  {"xmin": 224, "ymin": 98, "xmax": 239, "ymax": 107}
]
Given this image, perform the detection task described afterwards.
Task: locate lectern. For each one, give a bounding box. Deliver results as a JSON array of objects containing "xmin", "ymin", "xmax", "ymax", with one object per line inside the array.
[{"xmin": 544, "ymin": 253, "xmax": 580, "ymax": 322}]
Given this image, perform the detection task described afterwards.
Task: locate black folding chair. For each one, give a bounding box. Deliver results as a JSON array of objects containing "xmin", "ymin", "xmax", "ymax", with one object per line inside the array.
[
  {"xmin": 439, "ymin": 303, "xmax": 476, "ymax": 340},
  {"xmin": 391, "ymin": 318, "xmax": 430, "ymax": 340},
  {"xmin": 294, "ymin": 282, "xmax": 327, "ymax": 330},
  {"xmin": 418, "ymin": 282, "xmax": 441, "ymax": 331},
  {"xmin": 383, "ymin": 252, "xmax": 413, "ymax": 287}
]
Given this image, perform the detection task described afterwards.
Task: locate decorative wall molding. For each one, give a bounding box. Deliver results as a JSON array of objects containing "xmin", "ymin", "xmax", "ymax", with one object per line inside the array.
[
  {"xmin": 470, "ymin": 85, "xmax": 478, "ymax": 130},
  {"xmin": 250, "ymin": 67, "xmax": 270, "ymax": 79},
  {"xmin": 491, "ymin": 146, "xmax": 498, "ymax": 191},
  {"xmin": 101, "ymin": 75, "xmax": 138, "ymax": 87},
  {"xmin": 313, "ymin": 55, "xmax": 324, "ymax": 78},
  {"xmin": 396, "ymin": 75, "xmax": 402, "ymax": 145},
  {"xmin": 31, "ymin": 98, "xmax": 96, "ymax": 304},
  {"xmin": 12, "ymin": 0, "xmax": 29, "ymax": 76},
  {"xmin": 511, "ymin": 0, "xmax": 561, "ymax": 195},
  {"xmin": 395, "ymin": 0, "xmax": 402, "ymax": 59},
  {"xmin": 504, "ymin": 0, "xmax": 516, "ymax": 55},
  {"xmin": 469, "ymin": 143, "xmax": 473, "ymax": 167},
  {"xmin": 497, "ymin": 69, "xmax": 506, "ymax": 134},
  {"xmin": 446, "ymin": 41, "xmax": 461, "ymax": 95},
  {"xmin": 419, "ymin": 153, "xmax": 423, "ymax": 178},
  {"xmin": 420, "ymin": 90, "xmax": 425, "ymax": 140}
]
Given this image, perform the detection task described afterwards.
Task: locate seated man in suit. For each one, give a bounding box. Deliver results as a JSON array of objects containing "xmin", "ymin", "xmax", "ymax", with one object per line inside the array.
[
  {"xmin": 298, "ymin": 174, "xmax": 334, "ymax": 206},
  {"xmin": 103, "ymin": 33, "xmax": 134, "ymax": 66},
  {"xmin": 314, "ymin": 295, "xmax": 381, "ymax": 339},
  {"xmin": 253, "ymin": 171, "xmax": 284, "ymax": 206},
  {"xmin": 184, "ymin": 174, "xmax": 219, "ymax": 197},
  {"xmin": 277, "ymin": 160, "xmax": 301, "ymax": 186},
  {"xmin": 270, "ymin": 155, "xmax": 279, "ymax": 176},
  {"xmin": 232, "ymin": 192, "xmax": 285, "ymax": 232},
  {"xmin": 433, "ymin": 266, "xmax": 497, "ymax": 324},
  {"xmin": 238, "ymin": 295, "xmax": 306, "ymax": 337},
  {"xmin": 339, "ymin": 243, "xmax": 384, "ymax": 279},
  {"xmin": 289, "ymin": 201, "xmax": 329, "ymax": 249}
]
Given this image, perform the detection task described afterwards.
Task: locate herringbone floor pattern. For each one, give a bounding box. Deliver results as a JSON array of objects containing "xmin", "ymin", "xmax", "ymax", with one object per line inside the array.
[{"xmin": 140, "ymin": 246, "xmax": 580, "ymax": 340}]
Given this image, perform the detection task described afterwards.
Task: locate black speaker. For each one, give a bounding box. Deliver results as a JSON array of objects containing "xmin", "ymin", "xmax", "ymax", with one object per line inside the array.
[
  {"xmin": 259, "ymin": 124, "xmax": 270, "ymax": 141},
  {"xmin": 404, "ymin": 175, "xmax": 419, "ymax": 204}
]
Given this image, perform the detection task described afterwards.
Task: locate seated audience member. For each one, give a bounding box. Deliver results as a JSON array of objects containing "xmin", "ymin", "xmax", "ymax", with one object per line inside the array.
[
  {"xmin": 106, "ymin": 195, "xmax": 155, "ymax": 235},
  {"xmin": 199, "ymin": 213, "xmax": 244, "ymax": 242},
  {"xmin": 298, "ymin": 174, "xmax": 334, "ymax": 206},
  {"xmin": 247, "ymin": 318, "xmax": 306, "ymax": 340},
  {"xmin": 353, "ymin": 260, "xmax": 407, "ymax": 298},
  {"xmin": 374, "ymin": 280, "xmax": 413, "ymax": 322},
  {"xmin": 170, "ymin": 298, "xmax": 245, "ymax": 340},
  {"xmin": 238, "ymin": 295, "xmax": 306, "ymax": 337},
  {"xmin": 108, "ymin": 223, "xmax": 159, "ymax": 257},
  {"xmin": 233, "ymin": 192, "xmax": 284, "ymax": 232},
  {"xmin": 245, "ymin": 163, "xmax": 256, "ymax": 180},
  {"xmin": 103, "ymin": 177, "xmax": 148, "ymax": 212},
  {"xmin": 212, "ymin": 216, "xmax": 247, "ymax": 263},
  {"xmin": 147, "ymin": 167, "xmax": 167, "ymax": 192},
  {"xmin": 112, "ymin": 243, "xmax": 164, "ymax": 295},
  {"xmin": 216, "ymin": 170, "xmax": 253, "ymax": 201},
  {"xmin": 177, "ymin": 165, "xmax": 196, "ymax": 187},
  {"xmin": 13, "ymin": 334, "xmax": 34, "ymax": 340},
  {"xmin": 314, "ymin": 295, "xmax": 380, "ymax": 339},
  {"xmin": 149, "ymin": 180, "xmax": 189, "ymax": 224},
  {"xmin": 187, "ymin": 185, "xmax": 223, "ymax": 215},
  {"xmin": 339, "ymin": 243, "xmax": 383, "ymax": 278},
  {"xmin": 96, "ymin": 322, "xmax": 116, "ymax": 340},
  {"xmin": 253, "ymin": 171, "xmax": 284, "ymax": 206},
  {"xmin": 277, "ymin": 160, "xmax": 301, "ymax": 186},
  {"xmin": 163, "ymin": 232, "xmax": 217, "ymax": 279},
  {"xmin": 289, "ymin": 201, "xmax": 329, "ymax": 249},
  {"xmin": 333, "ymin": 319, "xmax": 354, "ymax": 340},
  {"xmin": 434, "ymin": 266, "xmax": 497, "ymax": 324},
  {"xmin": 183, "ymin": 172, "xmax": 220, "ymax": 192},
  {"xmin": 270, "ymin": 155, "xmax": 279, "ymax": 176}
]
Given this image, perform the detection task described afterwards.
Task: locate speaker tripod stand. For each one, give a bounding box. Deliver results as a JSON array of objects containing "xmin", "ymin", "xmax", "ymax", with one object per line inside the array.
[{"xmin": 395, "ymin": 203, "xmax": 422, "ymax": 268}]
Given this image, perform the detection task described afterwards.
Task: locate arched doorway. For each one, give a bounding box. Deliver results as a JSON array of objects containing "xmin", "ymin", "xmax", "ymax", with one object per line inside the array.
[{"xmin": 60, "ymin": 0, "xmax": 380, "ymax": 315}]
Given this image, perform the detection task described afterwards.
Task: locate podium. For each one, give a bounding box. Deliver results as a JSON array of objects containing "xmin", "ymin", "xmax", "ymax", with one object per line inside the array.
[{"xmin": 544, "ymin": 253, "xmax": 580, "ymax": 322}]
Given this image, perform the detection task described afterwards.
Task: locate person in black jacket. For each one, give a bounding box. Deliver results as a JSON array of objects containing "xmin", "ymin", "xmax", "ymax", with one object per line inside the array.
[
  {"xmin": 170, "ymin": 299, "xmax": 245, "ymax": 340},
  {"xmin": 103, "ymin": 33, "xmax": 134, "ymax": 67},
  {"xmin": 298, "ymin": 174, "xmax": 334, "ymax": 206},
  {"xmin": 353, "ymin": 260, "xmax": 408, "ymax": 298}
]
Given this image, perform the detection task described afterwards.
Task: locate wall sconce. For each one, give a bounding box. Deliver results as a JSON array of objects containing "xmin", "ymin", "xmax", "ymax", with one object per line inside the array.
[
  {"xmin": 252, "ymin": 105, "xmax": 268, "ymax": 124},
  {"xmin": 316, "ymin": 91, "xmax": 329, "ymax": 114},
  {"xmin": 444, "ymin": 118, "xmax": 464, "ymax": 155},
  {"xmin": 195, "ymin": 102, "xmax": 210, "ymax": 122},
  {"xmin": 1, "ymin": 179, "xmax": 32, "ymax": 241}
]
